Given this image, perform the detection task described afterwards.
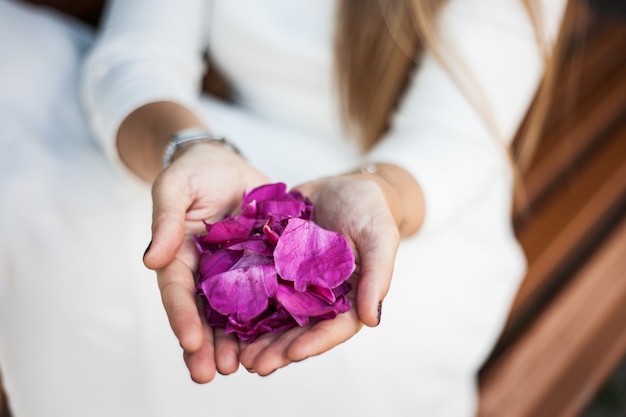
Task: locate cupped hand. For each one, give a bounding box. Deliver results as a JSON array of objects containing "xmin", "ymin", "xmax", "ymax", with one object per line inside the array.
[
  {"xmin": 239, "ymin": 174, "xmax": 401, "ymax": 375},
  {"xmin": 142, "ymin": 142, "xmax": 270, "ymax": 382}
]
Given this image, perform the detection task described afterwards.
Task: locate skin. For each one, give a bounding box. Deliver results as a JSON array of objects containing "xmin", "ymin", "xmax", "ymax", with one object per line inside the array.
[{"xmin": 120, "ymin": 100, "xmax": 425, "ymax": 383}]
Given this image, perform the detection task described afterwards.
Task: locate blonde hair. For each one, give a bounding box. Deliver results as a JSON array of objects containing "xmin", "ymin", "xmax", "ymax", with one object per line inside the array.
[
  {"xmin": 203, "ymin": 0, "xmax": 564, "ymax": 172},
  {"xmin": 335, "ymin": 0, "xmax": 442, "ymax": 151},
  {"xmin": 335, "ymin": 0, "xmax": 562, "ymax": 172}
]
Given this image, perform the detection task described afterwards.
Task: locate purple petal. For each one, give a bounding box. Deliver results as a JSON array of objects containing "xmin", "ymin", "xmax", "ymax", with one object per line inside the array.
[
  {"xmin": 241, "ymin": 183, "xmax": 312, "ymax": 221},
  {"xmin": 256, "ymin": 199, "xmax": 307, "ymax": 220},
  {"xmin": 275, "ymin": 283, "xmax": 351, "ymax": 325},
  {"xmin": 263, "ymin": 223, "xmax": 281, "ymax": 246},
  {"xmin": 288, "ymin": 190, "xmax": 314, "ymax": 220},
  {"xmin": 308, "ymin": 283, "xmax": 338, "ymax": 303},
  {"xmin": 224, "ymin": 236, "xmax": 274, "ymax": 257},
  {"xmin": 315, "ymin": 294, "xmax": 351, "ymax": 320},
  {"xmin": 199, "ymin": 252, "xmax": 278, "ymax": 322},
  {"xmin": 274, "ymin": 218, "xmax": 355, "ymax": 292},
  {"xmin": 224, "ymin": 307, "xmax": 297, "ymax": 342},
  {"xmin": 194, "ymin": 183, "xmax": 356, "ymax": 341},
  {"xmin": 194, "ymin": 236, "xmax": 220, "ymax": 255},
  {"xmin": 202, "ymin": 300, "xmax": 229, "ymax": 328},
  {"xmin": 251, "ymin": 307, "xmax": 297, "ymax": 333},
  {"xmin": 198, "ymin": 249, "xmax": 242, "ymax": 279},
  {"xmin": 201, "ymin": 216, "xmax": 254, "ymax": 243},
  {"xmin": 333, "ymin": 281, "xmax": 352, "ymax": 298},
  {"xmin": 266, "ymin": 215, "xmax": 289, "ymax": 237},
  {"xmin": 242, "ymin": 183, "xmax": 287, "ymax": 207},
  {"xmin": 238, "ymin": 200, "xmax": 268, "ymax": 230}
]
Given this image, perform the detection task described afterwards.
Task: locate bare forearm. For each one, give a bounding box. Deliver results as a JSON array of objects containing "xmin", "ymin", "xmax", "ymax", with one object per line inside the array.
[
  {"xmin": 356, "ymin": 163, "xmax": 425, "ymax": 237},
  {"xmin": 117, "ymin": 101, "xmax": 207, "ymax": 182}
]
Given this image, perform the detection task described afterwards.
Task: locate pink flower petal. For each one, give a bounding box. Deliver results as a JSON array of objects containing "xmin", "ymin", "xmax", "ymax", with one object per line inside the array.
[
  {"xmin": 225, "ymin": 236, "xmax": 274, "ymax": 257},
  {"xmin": 195, "ymin": 183, "xmax": 356, "ymax": 341},
  {"xmin": 257, "ymin": 199, "xmax": 308, "ymax": 220},
  {"xmin": 242, "ymin": 183, "xmax": 287, "ymax": 206},
  {"xmin": 276, "ymin": 282, "xmax": 351, "ymax": 325},
  {"xmin": 224, "ymin": 307, "xmax": 297, "ymax": 342},
  {"xmin": 263, "ymin": 223, "xmax": 281, "ymax": 246},
  {"xmin": 199, "ymin": 252, "xmax": 278, "ymax": 322},
  {"xmin": 274, "ymin": 218, "xmax": 355, "ymax": 292},
  {"xmin": 198, "ymin": 249, "xmax": 241, "ymax": 277},
  {"xmin": 201, "ymin": 216, "xmax": 254, "ymax": 243}
]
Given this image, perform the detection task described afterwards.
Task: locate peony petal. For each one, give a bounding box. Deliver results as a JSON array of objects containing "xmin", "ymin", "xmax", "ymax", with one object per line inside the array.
[
  {"xmin": 274, "ymin": 218, "xmax": 355, "ymax": 292},
  {"xmin": 224, "ymin": 306, "xmax": 296, "ymax": 342},
  {"xmin": 263, "ymin": 223, "xmax": 281, "ymax": 246},
  {"xmin": 333, "ymin": 281, "xmax": 352, "ymax": 298},
  {"xmin": 288, "ymin": 190, "xmax": 314, "ymax": 220},
  {"xmin": 242, "ymin": 182, "xmax": 287, "ymax": 207},
  {"xmin": 195, "ymin": 183, "xmax": 355, "ymax": 341},
  {"xmin": 194, "ymin": 236, "xmax": 219, "ymax": 255},
  {"xmin": 241, "ymin": 183, "xmax": 312, "ymax": 221},
  {"xmin": 199, "ymin": 252, "xmax": 278, "ymax": 322},
  {"xmin": 251, "ymin": 307, "xmax": 297, "ymax": 334},
  {"xmin": 202, "ymin": 299, "xmax": 229, "ymax": 328},
  {"xmin": 266, "ymin": 215, "xmax": 289, "ymax": 237},
  {"xmin": 275, "ymin": 283, "xmax": 351, "ymax": 324},
  {"xmin": 202, "ymin": 216, "xmax": 254, "ymax": 243},
  {"xmin": 198, "ymin": 249, "xmax": 242, "ymax": 280},
  {"xmin": 225, "ymin": 236, "xmax": 274, "ymax": 257},
  {"xmin": 256, "ymin": 199, "xmax": 307, "ymax": 220}
]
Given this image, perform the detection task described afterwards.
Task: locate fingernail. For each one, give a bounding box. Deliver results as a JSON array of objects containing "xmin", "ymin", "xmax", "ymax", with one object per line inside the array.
[
  {"xmin": 376, "ymin": 300, "xmax": 383, "ymax": 326},
  {"xmin": 143, "ymin": 239, "xmax": 152, "ymax": 259}
]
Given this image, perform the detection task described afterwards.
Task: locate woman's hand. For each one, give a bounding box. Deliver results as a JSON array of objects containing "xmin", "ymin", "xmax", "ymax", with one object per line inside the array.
[
  {"xmin": 142, "ymin": 142, "xmax": 270, "ymax": 382},
  {"xmin": 239, "ymin": 169, "xmax": 423, "ymax": 375}
]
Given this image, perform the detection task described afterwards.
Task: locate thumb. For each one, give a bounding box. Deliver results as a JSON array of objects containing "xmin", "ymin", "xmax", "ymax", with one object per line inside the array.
[
  {"xmin": 143, "ymin": 174, "xmax": 190, "ymax": 270},
  {"xmin": 355, "ymin": 226, "xmax": 399, "ymax": 327}
]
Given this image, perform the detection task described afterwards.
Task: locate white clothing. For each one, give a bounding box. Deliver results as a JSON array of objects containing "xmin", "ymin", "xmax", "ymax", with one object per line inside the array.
[{"xmin": 0, "ymin": 0, "xmax": 565, "ymax": 416}]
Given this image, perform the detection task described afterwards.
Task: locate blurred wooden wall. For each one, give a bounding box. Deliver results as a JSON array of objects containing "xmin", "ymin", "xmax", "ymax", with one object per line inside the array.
[{"xmin": 478, "ymin": 1, "xmax": 626, "ymax": 416}]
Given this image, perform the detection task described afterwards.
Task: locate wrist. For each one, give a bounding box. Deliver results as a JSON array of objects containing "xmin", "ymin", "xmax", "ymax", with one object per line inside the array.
[
  {"xmin": 357, "ymin": 163, "xmax": 424, "ymax": 237},
  {"xmin": 116, "ymin": 102, "xmax": 209, "ymax": 182},
  {"xmin": 163, "ymin": 129, "xmax": 243, "ymax": 168}
]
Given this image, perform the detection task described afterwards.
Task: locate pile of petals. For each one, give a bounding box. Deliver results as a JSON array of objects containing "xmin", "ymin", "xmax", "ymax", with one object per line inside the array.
[{"xmin": 195, "ymin": 182, "xmax": 355, "ymax": 342}]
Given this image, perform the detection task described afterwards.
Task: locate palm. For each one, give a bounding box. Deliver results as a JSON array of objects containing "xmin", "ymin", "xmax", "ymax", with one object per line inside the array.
[
  {"xmin": 145, "ymin": 144, "xmax": 270, "ymax": 381},
  {"xmin": 238, "ymin": 176, "xmax": 399, "ymax": 375}
]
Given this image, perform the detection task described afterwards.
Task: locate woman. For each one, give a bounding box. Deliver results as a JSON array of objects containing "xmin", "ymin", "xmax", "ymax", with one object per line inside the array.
[{"xmin": 0, "ymin": 0, "xmax": 566, "ymax": 415}]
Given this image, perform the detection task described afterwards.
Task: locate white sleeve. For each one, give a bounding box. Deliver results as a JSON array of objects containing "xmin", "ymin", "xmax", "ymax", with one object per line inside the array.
[
  {"xmin": 366, "ymin": 0, "xmax": 566, "ymax": 234},
  {"xmin": 81, "ymin": 0, "xmax": 209, "ymax": 167}
]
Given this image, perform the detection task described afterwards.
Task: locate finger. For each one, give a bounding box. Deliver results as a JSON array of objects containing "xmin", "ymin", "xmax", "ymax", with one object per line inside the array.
[
  {"xmin": 157, "ymin": 258, "xmax": 204, "ymax": 353},
  {"xmin": 239, "ymin": 331, "xmax": 282, "ymax": 373},
  {"xmin": 243, "ymin": 326, "xmax": 310, "ymax": 376},
  {"xmin": 183, "ymin": 321, "xmax": 217, "ymax": 384},
  {"xmin": 355, "ymin": 224, "xmax": 399, "ymax": 327},
  {"xmin": 144, "ymin": 173, "xmax": 190, "ymax": 270},
  {"xmin": 287, "ymin": 309, "xmax": 362, "ymax": 362},
  {"xmin": 214, "ymin": 328, "xmax": 240, "ymax": 375}
]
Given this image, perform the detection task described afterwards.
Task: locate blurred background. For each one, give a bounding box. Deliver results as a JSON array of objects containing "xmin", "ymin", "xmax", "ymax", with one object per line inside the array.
[
  {"xmin": 1, "ymin": 0, "xmax": 625, "ymax": 416},
  {"xmin": 575, "ymin": 6, "xmax": 626, "ymax": 416},
  {"xmin": 478, "ymin": 0, "xmax": 626, "ymax": 415},
  {"xmin": 577, "ymin": 8, "xmax": 626, "ymax": 417}
]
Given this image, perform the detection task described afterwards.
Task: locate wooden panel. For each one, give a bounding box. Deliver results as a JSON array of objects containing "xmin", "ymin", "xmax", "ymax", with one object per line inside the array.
[
  {"xmin": 504, "ymin": 121, "xmax": 626, "ymax": 346},
  {"xmin": 500, "ymin": 7, "xmax": 626, "ymax": 344},
  {"xmin": 514, "ymin": 6, "xmax": 626, "ymax": 214},
  {"xmin": 544, "ymin": 17, "xmax": 626, "ymax": 130},
  {"xmin": 480, "ymin": 9, "xmax": 626, "ymax": 412},
  {"xmin": 478, "ymin": 214, "xmax": 626, "ymax": 417},
  {"xmin": 519, "ymin": 57, "xmax": 626, "ymax": 211}
]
